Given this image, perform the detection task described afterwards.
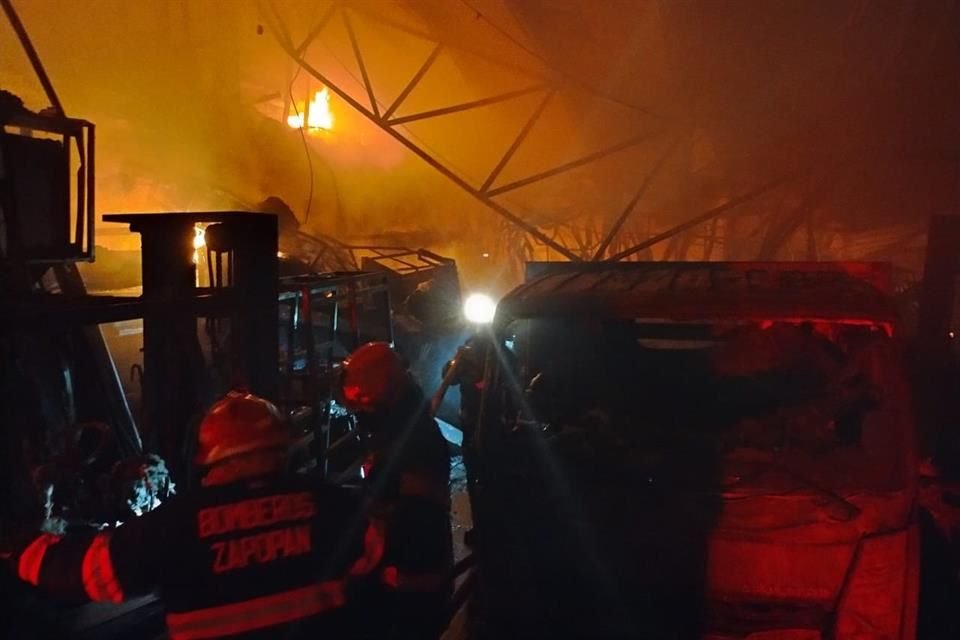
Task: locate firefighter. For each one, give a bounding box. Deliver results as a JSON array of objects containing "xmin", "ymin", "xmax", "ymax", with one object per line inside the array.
[
  {"xmin": 339, "ymin": 342, "xmax": 453, "ymax": 639},
  {"xmin": 442, "ymin": 334, "xmax": 488, "ymax": 433},
  {"xmin": 440, "ymin": 334, "xmax": 488, "ymax": 529},
  {"xmin": 1, "ymin": 391, "xmax": 386, "ymax": 639}
]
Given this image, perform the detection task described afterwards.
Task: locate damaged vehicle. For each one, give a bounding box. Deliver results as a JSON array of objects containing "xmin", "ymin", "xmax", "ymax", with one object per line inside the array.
[{"xmin": 467, "ymin": 262, "xmax": 918, "ymax": 639}]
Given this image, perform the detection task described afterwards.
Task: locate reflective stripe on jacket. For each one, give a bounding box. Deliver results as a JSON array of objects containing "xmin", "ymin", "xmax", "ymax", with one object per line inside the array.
[{"xmin": 5, "ymin": 476, "xmax": 383, "ymax": 638}]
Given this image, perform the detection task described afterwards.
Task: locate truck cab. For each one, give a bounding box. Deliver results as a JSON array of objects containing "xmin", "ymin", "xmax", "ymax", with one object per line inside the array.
[{"xmin": 467, "ymin": 262, "xmax": 918, "ymax": 639}]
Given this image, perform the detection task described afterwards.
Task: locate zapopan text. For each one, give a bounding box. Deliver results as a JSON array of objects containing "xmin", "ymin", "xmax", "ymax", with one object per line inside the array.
[{"xmin": 197, "ymin": 492, "xmax": 318, "ymax": 574}]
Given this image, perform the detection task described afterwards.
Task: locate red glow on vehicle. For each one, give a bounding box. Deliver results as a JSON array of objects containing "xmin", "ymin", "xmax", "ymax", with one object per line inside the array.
[{"xmin": 757, "ymin": 317, "xmax": 893, "ymax": 337}]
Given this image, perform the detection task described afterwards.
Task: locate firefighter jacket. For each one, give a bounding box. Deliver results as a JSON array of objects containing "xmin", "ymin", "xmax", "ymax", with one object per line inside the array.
[
  {"xmin": 2, "ymin": 474, "xmax": 386, "ymax": 639},
  {"xmin": 357, "ymin": 385, "xmax": 454, "ymax": 639}
]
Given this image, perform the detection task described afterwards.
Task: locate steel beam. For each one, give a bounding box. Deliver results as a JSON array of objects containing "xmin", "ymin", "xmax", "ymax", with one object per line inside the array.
[
  {"xmin": 1, "ymin": 0, "xmax": 65, "ymax": 116},
  {"xmin": 388, "ymin": 85, "xmax": 544, "ymax": 127},
  {"xmin": 343, "ymin": 9, "xmax": 380, "ymax": 119},
  {"xmin": 383, "ymin": 43, "xmax": 443, "ymax": 121},
  {"xmin": 757, "ymin": 171, "xmax": 836, "ymax": 260},
  {"xmin": 344, "ymin": 2, "xmax": 542, "ymax": 80},
  {"xmin": 606, "ymin": 171, "xmax": 804, "ymax": 262},
  {"xmin": 481, "ymin": 89, "xmax": 554, "ymax": 193},
  {"xmin": 262, "ymin": 0, "xmax": 295, "ymax": 56},
  {"xmin": 591, "ymin": 135, "xmax": 682, "ymax": 260},
  {"xmin": 484, "ymin": 131, "xmax": 659, "ymax": 197},
  {"xmin": 295, "ymin": 3, "xmax": 338, "ymax": 56}
]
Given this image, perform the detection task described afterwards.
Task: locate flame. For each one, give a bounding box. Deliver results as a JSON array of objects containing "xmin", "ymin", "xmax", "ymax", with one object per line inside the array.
[
  {"xmin": 286, "ymin": 88, "xmax": 334, "ymax": 132},
  {"xmin": 308, "ymin": 88, "xmax": 334, "ymax": 130},
  {"xmin": 192, "ymin": 225, "xmax": 205, "ymax": 264}
]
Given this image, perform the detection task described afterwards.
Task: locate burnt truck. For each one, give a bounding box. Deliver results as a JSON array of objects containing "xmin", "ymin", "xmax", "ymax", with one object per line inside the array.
[{"xmin": 466, "ymin": 262, "xmax": 919, "ymax": 639}]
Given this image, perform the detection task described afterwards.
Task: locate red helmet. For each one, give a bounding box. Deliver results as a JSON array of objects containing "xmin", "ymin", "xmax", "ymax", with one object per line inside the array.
[
  {"xmin": 195, "ymin": 391, "xmax": 290, "ymax": 466},
  {"xmin": 340, "ymin": 342, "xmax": 409, "ymax": 413}
]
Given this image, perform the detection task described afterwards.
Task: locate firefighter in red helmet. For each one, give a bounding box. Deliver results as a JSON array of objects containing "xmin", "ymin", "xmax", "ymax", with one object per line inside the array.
[
  {"xmin": 340, "ymin": 342, "xmax": 453, "ymax": 639},
  {"xmin": 2, "ymin": 390, "xmax": 386, "ymax": 639},
  {"xmin": 340, "ymin": 341, "xmax": 411, "ymax": 414}
]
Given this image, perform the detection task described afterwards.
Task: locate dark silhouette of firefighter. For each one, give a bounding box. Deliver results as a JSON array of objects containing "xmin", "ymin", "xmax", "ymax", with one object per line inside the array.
[
  {"xmin": 338, "ymin": 342, "xmax": 453, "ymax": 639},
  {"xmin": 440, "ymin": 332, "xmax": 494, "ymax": 517},
  {"xmin": 442, "ymin": 334, "xmax": 488, "ymax": 432},
  {"xmin": 1, "ymin": 391, "xmax": 387, "ymax": 639}
]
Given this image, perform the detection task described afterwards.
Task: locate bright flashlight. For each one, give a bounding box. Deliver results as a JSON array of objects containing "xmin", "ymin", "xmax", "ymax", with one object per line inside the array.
[{"xmin": 463, "ymin": 293, "xmax": 496, "ymax": 324}]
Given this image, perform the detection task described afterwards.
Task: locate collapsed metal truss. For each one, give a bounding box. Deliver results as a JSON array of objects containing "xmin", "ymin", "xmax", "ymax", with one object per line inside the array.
[{"xmin": 261, "ymin": 1, "xmax": 798, "ymax": 262}]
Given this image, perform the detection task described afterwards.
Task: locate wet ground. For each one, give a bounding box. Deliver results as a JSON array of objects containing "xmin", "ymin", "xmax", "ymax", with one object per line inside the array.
[{"xmin": 443, "ymin": 453, "xmax": 474, "ymax": 640}]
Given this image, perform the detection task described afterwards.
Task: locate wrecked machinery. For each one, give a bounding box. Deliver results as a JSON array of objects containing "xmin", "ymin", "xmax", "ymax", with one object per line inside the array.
[{"xmin": 466, "ymin": 261, "xmax": 919, "ymax": 639}]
